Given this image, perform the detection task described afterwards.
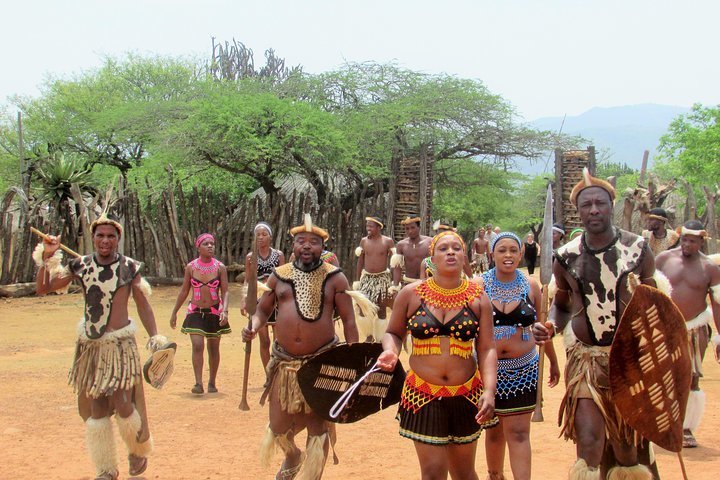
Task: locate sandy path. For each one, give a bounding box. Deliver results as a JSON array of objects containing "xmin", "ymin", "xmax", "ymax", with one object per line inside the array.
[{"xmin": 1, "ymin": 284, "xmax": 718, "ymax": 479}]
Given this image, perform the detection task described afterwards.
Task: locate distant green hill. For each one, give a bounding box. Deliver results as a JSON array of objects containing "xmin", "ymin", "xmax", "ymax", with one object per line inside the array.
[{"xmin": 530, "ymin": 104, "xmax": 690, "ymax": 171}]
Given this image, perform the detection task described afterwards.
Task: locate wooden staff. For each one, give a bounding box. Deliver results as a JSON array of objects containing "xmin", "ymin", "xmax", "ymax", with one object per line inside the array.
[
  {"xmin": 532, "ymin": 184, "xmax": 554, "ymax": 422},
  {"xmin": 239, "ymin": 235, "xmax": 258, "ymax": 411},
  {"xmin": 30, "ymin": 227, "xmax": 81, "ymax": 258}
]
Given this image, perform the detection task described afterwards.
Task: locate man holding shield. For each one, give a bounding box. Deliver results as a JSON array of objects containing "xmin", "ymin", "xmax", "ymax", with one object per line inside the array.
[
  {"xmin": 33, "ymin": 214, "xmax": 167, "ymax": 480},
  {"xmin": 242, "ymin": 215, "xmax": 362, "ymax": 480},
  {"xmin": 533, "ymin": 169, "xmax": 658, "ymax": 479}
]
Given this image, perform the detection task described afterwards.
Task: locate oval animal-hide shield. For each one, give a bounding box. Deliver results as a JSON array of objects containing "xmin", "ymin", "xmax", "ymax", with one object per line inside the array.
[
  {"xmin": 143, "ymin": 341, "xmax": 177, "ymax": 389},
  {"xmin": 609, "ymin": 284, "xmax": 691, "ymax": 452},
  {"xmin": 297, "ymin": 343, "xmax": 405, "ymax": 423}
]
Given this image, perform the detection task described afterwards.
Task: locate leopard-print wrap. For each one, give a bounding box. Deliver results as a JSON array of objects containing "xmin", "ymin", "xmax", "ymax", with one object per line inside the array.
[{"xmin": 273, "ymin": 262, "xmax": 342, "ymax": 322}]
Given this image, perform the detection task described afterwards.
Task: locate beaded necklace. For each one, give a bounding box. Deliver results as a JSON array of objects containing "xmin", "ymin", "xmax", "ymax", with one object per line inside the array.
[
  {"xmin": 257, "ymin": 249, "xmax": 281, "ymax": 277},
  {"xmin": 482, "ymin": 268, "xmax": 529, "ymax": 304},
  {"xmin": 191, "ymin": 257, "xmax": 219, "ymax": 275},
  {"xmin": 415, "ymin": 277, "xmax": 482, "ymax": 309}
]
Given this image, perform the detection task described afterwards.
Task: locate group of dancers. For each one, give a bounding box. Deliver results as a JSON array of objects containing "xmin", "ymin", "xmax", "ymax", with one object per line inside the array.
[{"xmin": 33, "ymin": 168, "xmax": 720, "ymax": 480}]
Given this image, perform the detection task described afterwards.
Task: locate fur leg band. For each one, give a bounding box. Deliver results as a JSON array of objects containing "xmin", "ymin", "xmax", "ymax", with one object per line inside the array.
[
  {"xmin": 115, "ymin": 409, "xmax": 153, "ymax": 457},
  {"xmin": 85, "ymin": 417, "xmax": 118, "ymax": 477},
  {"xmin": 301, "ymin": 433, "xmax": 328, "ymax": 480},
  {"xmin": 606, "ymin": 464, "xmax": 652, "ymax": 480},
  {"xmin": 683, "ymin": 390, "xmax": 705, "ymax": 432},
  {"xmin": 259, "ymin": 426, "xmax": 295, "ymax": 469},
  {"xmin": 568, "ymin": 459, "xmax": 600, "ymax": 480}
]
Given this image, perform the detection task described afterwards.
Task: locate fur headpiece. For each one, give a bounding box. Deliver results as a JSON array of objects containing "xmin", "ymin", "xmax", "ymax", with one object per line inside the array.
[
  {"xmin": 400, "ymin": 216, "xmax": 421, "ymax": 225},
  {"xmin": 290, "ymin": 213, "xmax": 329, "ymax": 241},
  {"xmin": 552, "ymin": 223, "xmax": 565, "ymax": 236},
  {"xmin": 90, "ymin": 182, "xmax": 122, "ymax": 236},
  {"xmin": 569, "ymin": 168, "xmax": 616, "ymax": 207},
  {"xmin": 647, "ymin": 207, "xmax": 670, "ymax": 224},
  {"xmin": 366, "ymin": 217, "xmax": 384, "ymax": 229},
  {"xmin": 676, "ymin": 226, "xmax": 708, "ymax": 238},
  {"xmin": 90, "ymin": 213, "xmax": 123, "ymax": 236},
  {"xmin": 432, "ymin": 220, "xmax": 456, "ymax": 232}
]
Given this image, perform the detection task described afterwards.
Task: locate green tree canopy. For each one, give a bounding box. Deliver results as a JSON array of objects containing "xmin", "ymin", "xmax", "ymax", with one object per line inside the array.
[{"xmin": 656, "ymin": 103, "xmax": 720, "ymax": 186}]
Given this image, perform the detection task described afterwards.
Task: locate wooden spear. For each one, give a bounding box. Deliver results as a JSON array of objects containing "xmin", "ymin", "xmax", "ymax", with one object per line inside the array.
[
  {"xmin": 239, "ymin": 235, "xmax": 258, "ymax": 411},
  {"xmin": 532, "ymin": 184, "xmax": 554, "ymax": 422}
]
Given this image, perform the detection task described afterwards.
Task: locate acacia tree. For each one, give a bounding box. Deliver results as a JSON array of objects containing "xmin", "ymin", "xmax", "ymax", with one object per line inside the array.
[
  {"xmin": 13, "ymin": 55, "xmax": 198, "ymax": 179},
  {"xmin": 167, "ymin": 79, "xmax": 355, "ymax": 204}
]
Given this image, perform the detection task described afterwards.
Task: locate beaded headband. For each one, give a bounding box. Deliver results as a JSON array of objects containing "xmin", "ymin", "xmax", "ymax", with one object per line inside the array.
[
  {"xmin": 429, "ymin": 231, "xmax": 466, "ymax": 256},
  {"xmin": 195, "ymin": 233, "xmax": 214, "ymax": 248},
  {"xmin": 491, "ymin": 232, "xmax": 522, "ymax": 252},
  {"xmin": 254, "ymin": 222, "xmax": 273, "ymax": 237}
]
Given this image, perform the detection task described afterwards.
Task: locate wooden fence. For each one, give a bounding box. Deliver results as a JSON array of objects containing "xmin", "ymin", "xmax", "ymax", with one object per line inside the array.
[{"xmin": 0, "ymin": 183, "xmax": 390, "ymax": 285}]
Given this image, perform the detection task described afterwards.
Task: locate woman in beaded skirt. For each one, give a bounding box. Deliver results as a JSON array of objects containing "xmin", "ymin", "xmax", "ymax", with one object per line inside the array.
[
  {"xmin": 170, "ymin": 233, "xmax": 231, "ymax": 394},
  {"xmin": 481, "ymin": 232, "xmax": 560, "ymax": 480},
  {"xmin": 378, "ymin": 230, "xmax": 498, "ymax": 479}
]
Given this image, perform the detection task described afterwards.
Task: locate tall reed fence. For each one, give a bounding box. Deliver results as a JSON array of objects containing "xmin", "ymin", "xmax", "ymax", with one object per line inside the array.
[{"xmin": 1, "ymin": 183, "xmax": 390, "ymax": 285}]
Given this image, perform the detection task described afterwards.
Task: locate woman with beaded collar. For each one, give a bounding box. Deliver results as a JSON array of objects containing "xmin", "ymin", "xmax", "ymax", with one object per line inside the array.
[
  {"xmin": 242, "ymin": 222, "xmax": 286, "ymax": 371},
  {"xmin": 170, "ymin": 233, "xmax": 231, "ymax": 394},
  {"xmin": 481, "ymin": 232, "xmax": 560, "ymax": 480},
  {"xmin": 378, "ymin": 230, "xmax": 498, "ymax": 479}
]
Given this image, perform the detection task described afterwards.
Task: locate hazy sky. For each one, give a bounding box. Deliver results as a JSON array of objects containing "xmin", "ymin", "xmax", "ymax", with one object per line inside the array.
[{"xmin": 2, "ymin": 0, "xmax": 718, "ymax": 120}]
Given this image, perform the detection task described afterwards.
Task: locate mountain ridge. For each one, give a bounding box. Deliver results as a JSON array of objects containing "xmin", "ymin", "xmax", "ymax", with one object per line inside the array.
[{"xmin": 528, "ymin": 103, "xmax": 690, "ymax": 170}]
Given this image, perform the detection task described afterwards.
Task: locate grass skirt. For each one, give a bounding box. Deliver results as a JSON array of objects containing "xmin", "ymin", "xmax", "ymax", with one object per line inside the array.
[{"xmin": 69, "ymin": 319, "xmax": 141, "ymax": 399}]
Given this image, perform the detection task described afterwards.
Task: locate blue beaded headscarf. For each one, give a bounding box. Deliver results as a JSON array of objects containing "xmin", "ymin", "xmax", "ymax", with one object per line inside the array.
[{"xmin": 490, "ymin": 231, "xmax": 522, "ymax": 252}]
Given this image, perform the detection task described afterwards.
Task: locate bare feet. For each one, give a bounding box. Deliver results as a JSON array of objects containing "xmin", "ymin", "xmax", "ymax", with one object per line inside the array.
[{"xmin": 191, "ymin": 383, "xmax": 204, "ymax": 394}]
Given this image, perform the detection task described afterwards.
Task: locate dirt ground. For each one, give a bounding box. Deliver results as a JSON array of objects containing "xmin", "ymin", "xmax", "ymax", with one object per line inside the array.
[{"xmin": 1, "ymin": 283, "xmax": 719, "ymax": 479}]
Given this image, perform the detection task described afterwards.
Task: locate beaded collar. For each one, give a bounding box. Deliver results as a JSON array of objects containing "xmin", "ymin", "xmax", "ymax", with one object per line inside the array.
[
  {"xmin": 191, "ymin": 257, "xmax": 220, "ymax": 275},
  {"xmin": 415, "ymin": 277, "xmax": 483, "ymax": 310},
  {"xmin": 482, "ymin": 268, "xmax": 529, "ymax": 304},
  {"xmin": 257, "ymin": 249, "xmax": 281, "ymax": 271}
]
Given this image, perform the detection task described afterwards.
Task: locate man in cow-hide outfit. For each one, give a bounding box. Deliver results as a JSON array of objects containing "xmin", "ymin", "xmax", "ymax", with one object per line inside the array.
[
  {"xmin": 533, "ymin": 169, "xmax": 659, "ymax": 480},
  {"xmin": 34, "ymin": 214, "xmax": 167, "ymax": 480}
]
